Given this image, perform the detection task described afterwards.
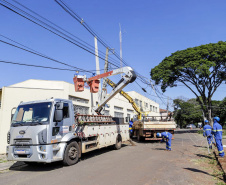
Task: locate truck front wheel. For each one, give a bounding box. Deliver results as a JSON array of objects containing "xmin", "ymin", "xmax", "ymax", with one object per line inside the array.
[{"xmin": 63, "ymin": 141, "xmax": 80, "ymax": 166}]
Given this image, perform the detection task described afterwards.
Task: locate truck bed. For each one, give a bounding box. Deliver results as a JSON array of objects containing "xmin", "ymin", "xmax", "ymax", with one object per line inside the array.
[{"xmin": 133, "ymin": 121, "xmax": 176, "ymax": 129}]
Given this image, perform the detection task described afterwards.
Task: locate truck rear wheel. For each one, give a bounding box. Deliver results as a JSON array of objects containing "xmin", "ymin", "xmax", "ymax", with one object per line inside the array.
[
  {"xmin": 114, "ymin": 135, "xmax": 122, "ymax": 150},
  {"xmin": 63, "ymin": 141, "xmax": 80, "ymax": 166},
  {"xmin": 137, "ymin": 134, "xmax": 143, "ymax": 142}
]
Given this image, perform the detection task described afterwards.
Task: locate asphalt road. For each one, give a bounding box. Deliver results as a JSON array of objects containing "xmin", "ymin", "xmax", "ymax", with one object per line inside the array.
[{"xmin": 0, "ymin": 130, "xmax": 220, "ymax": 185}]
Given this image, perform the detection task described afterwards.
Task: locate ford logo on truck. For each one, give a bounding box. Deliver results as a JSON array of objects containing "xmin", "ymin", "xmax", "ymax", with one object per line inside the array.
[{"xmin": 19, "ymin": 130, "xmax": 25, "ymax": 135}]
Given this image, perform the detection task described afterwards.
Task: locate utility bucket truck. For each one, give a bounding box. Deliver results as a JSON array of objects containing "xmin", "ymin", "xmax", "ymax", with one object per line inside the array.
[
  {"xmin": 106, "ymin": 78, "xmax": 176, "ymax": 141},
  {"xmin": 7, "ymin": 66, "xmax": 136, "ymax": 166}
]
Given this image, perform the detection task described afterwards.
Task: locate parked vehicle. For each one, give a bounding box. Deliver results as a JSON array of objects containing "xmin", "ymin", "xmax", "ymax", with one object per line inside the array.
[
  {"xmin": 186, "ymin": 124, "xmax": 196, "ymax": 129},
  {"xmin": 132, "ymin": 116, "xmax": 176, "ymax": 141},
  {"xmin": 6, "ymin": 67, "xmax": 136, "ymax": 165}
]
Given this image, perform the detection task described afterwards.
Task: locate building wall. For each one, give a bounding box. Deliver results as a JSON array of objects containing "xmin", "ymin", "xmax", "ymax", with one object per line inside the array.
[
  {"xmin": 0, "ymin": 80, "xmax": 66, "ymax": 153},
  {"xmin": 0, "ymin": 79, "xmax": 159, "ymax": 153},
  {"xmin": 126, "ymin": 91, "xmax": 160, "ymax": 117}
]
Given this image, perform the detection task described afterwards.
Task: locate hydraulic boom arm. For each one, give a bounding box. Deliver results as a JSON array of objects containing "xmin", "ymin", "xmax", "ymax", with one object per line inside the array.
[
  {"xmin": 73, "ymin": 66, "xmax": 136, "ymax": 115},
  {"xmin": 106, "ymin": 78, "xmax": 142, "ymax": 120}
]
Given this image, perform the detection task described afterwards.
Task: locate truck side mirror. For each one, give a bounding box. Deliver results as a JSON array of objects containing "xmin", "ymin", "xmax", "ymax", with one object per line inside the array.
[
  {"xmin": 11, "ymin": 107, "xmax": 16, "ymax": 121},
  {"xmin": 54, "ymin": 109, "xmax": 63, "ymax": 122},
  {"xmin": 56, "ymin": 102, "xmax": 64, "ymax": 110}
]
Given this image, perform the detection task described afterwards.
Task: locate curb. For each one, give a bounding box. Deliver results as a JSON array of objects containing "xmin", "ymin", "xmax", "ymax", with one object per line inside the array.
[{"xmin": 213, "ymin": 149, "xmax": 226, "ymax": 180}]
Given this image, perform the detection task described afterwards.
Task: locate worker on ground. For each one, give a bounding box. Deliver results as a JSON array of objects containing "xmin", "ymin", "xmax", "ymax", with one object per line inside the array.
[
  {"xmin": 156, "ymin": 131, "xmax": 172, "ymax": 151},
  {"xmin": 212, "ymin": 116, "xmax": 224, "ymax": 157},
  {"xmin": 129, "ymin": 118, "xmax": 134, "ymax": 138},
  {"xmin": 203, "ymin": 120, "xmax": 214, "ymax": 149}
]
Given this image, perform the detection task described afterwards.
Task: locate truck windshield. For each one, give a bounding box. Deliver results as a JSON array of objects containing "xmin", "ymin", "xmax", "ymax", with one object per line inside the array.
[{"xmin": 11, "ymin": 102, "xmax": 52, "ymax": 127}]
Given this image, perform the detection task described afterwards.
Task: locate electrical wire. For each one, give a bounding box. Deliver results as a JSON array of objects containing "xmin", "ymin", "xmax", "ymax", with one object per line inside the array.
[
  {"xmin": 0, "ymin": 0, "xmax": 122, "ymax": 69},
  {"xmin": 0, "ymin": 38, "xmax": 93, "ymax": 73},
  {"xmin": 0, "ymin": 60, "xmax": 76, "ymax": 71}
]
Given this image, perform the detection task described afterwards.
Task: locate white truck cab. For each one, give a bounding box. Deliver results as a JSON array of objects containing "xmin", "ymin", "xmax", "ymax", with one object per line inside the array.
[{"xmin": 7, "ymin": 98, "xmax": 129, "ymax": 165}]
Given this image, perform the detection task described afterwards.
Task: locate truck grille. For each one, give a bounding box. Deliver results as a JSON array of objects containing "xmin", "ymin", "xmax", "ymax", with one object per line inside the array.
[{"xmin": 14, "ymin": 139, "xmax": 32, "ymax": 146}]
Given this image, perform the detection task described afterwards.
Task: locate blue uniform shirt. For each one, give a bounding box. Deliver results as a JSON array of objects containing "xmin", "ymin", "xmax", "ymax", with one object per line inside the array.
[
  {"xmin": 203, "ymin": 124, "xmax": 212, "ymax": 137},
  {"xmin": 161, "ymin": 132, "xmax": 172, "ymax": 141},
  {"xmin": 212, "ymin": 121, "xmax": 223, "ymax": 140},
  {"xmin": 129, "ymin": 121, "xmax": 133, "ymax": 132}
]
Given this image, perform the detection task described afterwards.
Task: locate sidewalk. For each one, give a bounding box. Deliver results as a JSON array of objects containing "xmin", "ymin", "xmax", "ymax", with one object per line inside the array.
[{"xmin": 0, "ymin": 154, "xmax": 15, "ymax": 171}]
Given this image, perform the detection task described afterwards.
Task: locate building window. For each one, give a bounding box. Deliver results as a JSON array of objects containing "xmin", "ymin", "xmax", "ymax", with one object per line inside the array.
[
  {"xmin": 150, "ymin": 105, "xmax": 152, "ymax": 111},
  {"xmin": 127, "ymin": 109, "xmax": 133, "ymax": 113},
  {"xmin": 73, "ymin": 104, "xmax": 89, "ymax": 115},
  {"xmin": 69, "ymin": 96, "xmax": 89, "ymax": 104},
  {"xmin": 140, "ymin": 100, "xmax": 143, "ymax": 108},
  {"xmin": 145, "ymin": 102, "xmax": 148, "ymax": 108},
  {"xmin": 135, "ymin": 99, "xmax": 139, "ymax": 105},
  {"xmin": 114, "ymin": 106, "xmax": 123, "ymax": 111},
  {"xmin": 0, "ymin": 101, "xmax": 1, "ymax": 109},
  {"xmin": 126, "ymin": 114, "xmax": 131, "ymax": 122},
  {"xmin": 114, "ymin": 111, "xmax": 124, "ymax": 118},
  {"xmin": 104, "ymin": 110, "xmax": 110, "ymax": 116}
]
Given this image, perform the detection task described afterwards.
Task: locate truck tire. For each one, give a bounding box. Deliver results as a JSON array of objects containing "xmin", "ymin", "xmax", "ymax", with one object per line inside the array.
[
  {"xmin": 137, "ymin": 134, "xmax": 143, "ymax": 142},
  {"xmin": 114, "ymin": 135, "xmax": 122, "ymax": 150},
  {"xmin": 63, "ymin": 141, "xmax": 80, "ymax": 166}
]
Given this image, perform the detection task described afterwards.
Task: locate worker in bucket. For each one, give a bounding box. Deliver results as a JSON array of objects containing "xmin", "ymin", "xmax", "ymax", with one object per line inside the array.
[
  {"xmin": 156, "ymin": 132, "xmax": 172, "ymax": 151},
  {"xmin": 129, "ymin": 118, "xmax": 134, "ymax": 138},
  {"xmin": 203, "ymin": 120, "xmax": 214, "ymax": 149},
  {"xmin": 212, "ymin": 117, "xmax": 224, "ymax": 157}
]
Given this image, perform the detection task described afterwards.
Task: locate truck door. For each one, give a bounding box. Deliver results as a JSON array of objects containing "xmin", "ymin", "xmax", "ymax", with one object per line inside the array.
[{"xmin": 52, "ymin": 102, "xmax": 71, "ymax": 141}]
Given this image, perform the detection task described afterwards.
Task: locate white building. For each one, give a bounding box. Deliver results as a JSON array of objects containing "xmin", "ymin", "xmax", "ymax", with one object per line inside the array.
[
  {"xmin": 0, "ymin": 79, "xmax": 160, "ymax": 153},
  {"xmin": 127, "ymin": 91, "xmax": 160, "ymax": 117}
]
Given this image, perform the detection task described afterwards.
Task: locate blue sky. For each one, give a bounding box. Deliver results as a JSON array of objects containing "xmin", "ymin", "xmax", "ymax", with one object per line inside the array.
[{"xmin": 0, "ymin": 0, "xmax": 225, "ymax": 109}]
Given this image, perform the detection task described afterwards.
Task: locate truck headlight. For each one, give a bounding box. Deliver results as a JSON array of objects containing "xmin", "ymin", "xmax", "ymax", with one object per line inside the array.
[{"xmin": 7, "ymin": 131, "xmax": 10, "ymax": 144}]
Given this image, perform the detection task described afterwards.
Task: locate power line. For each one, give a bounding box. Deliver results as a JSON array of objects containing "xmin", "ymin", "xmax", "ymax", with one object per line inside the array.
[
  {"xmin": 0, "ymin": 60, "xmax": 76, "ymax": 71},
  {"xmin": 0, "ymin": 0, "xmax": 122, "ymax": 69},
  {"xmin": 0, "ymin": 38, "xmax": 93, "ymax": 73},
  {"xmin": 54, "ymin": 0, "xmax": 147, "ymax": 81}
]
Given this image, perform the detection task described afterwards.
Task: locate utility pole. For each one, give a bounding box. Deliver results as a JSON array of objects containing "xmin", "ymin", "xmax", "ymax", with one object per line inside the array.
[
  {"xmin": 102, "ymin": 47, "xmax": 109, "ymax": 101},
  {"xmin": 166, "ymin": 96, "xmax": 169, "ymax": 121},
  {"xmin": 93, "ymin": 36, "xmax": 101, "ymax": 114}
]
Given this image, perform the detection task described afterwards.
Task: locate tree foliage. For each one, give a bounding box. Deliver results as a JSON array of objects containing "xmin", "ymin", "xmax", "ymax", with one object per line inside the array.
[
  {"xmin": 151, "ymin": 41, "xmax": 226, "ymax": 122},
  {"xmin": 173, "ymin": 98, "xmax": 202, "ymax": 128},
  {"xmin": 214, "ymin": 97, "xmax": 226, "ymax": 126}
]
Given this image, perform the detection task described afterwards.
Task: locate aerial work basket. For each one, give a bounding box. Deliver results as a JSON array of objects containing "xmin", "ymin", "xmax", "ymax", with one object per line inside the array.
[
  {"xmin": 89, "ymin": 80, "xmax": 100, "ymax": 93},
  {"xmin": 73, "ymin": 76, "xmax": 85, "ymax": 92}
]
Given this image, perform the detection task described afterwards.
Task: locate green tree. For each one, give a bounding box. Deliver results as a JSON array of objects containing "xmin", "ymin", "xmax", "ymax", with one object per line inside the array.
[
  {"xmin": 151, "ymin": 41, "xmax": 226, "ymax": 123},
  {"xmin": 174, "ymin": 98, "xmax": 202, "ymax": 128},
  {"xmin": 215, "ymin": 97, "xmax": 226, "ymax": 126}
]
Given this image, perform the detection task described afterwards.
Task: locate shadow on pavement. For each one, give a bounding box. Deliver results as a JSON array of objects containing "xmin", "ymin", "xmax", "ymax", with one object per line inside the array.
[
  {"xmin": 152, "ymin": 148, "xmax": 166, "ymax": 151},
  {"xmin": 184, "ymin": 168, "xmax": 225, "ymax": 182},
  {"xmin": 81, "ymin": 144, "xmax": 127, "ymax": 161},
  {"xmin": 9, "ymin": 161, "xmax": 63, "ymax": 172},
  {"xmin": 193, "ymin": 145, "xmax": 207, "ymax": 148},
  {"xmin": 196, "ymin": 154, "xmax": 213, "ymax": 159},
  {"xmin": 184, "ymin": 167, "xmax": 210, "ymax": 175},
  {"xmin": 9, "ymin": 145, "xmax": 127, "ymax": 172}
]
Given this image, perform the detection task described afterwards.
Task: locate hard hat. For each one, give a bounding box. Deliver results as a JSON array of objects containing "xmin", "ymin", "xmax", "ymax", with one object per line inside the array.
[
  {"xmin": 213, "ymin": 117, "xmax": 220, "ymax": 122},
  {"xmin": 205, "ymin": 120, "xmax": 209, "ymax": 123},
  {"xmin": 156, "ymin": 133, "xmax": 161, "ymax": 138}
]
